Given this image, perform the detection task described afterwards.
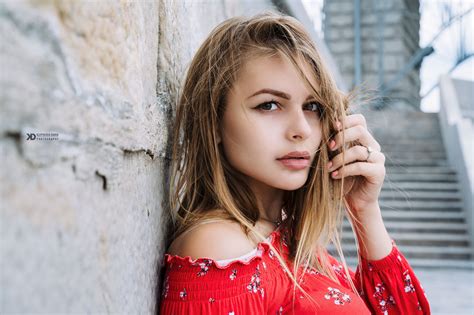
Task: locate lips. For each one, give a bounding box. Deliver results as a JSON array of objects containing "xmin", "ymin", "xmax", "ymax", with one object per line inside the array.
[
  {"xmin": 277, "ymin": 151, "xmax": 311, "ymax": 170},
  {"xmin": 277, "ymin": 151, "xmax": 310, "ymax": 160}
]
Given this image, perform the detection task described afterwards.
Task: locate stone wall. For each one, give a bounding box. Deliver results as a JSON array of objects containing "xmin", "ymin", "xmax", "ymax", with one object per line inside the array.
[
  {"xmin": 0, "ymin": 0, "xmax": 275, "ymax": 312},
  {"xmin": 323, "ymin": 0, "xmax": 421, "ymax": 109}
]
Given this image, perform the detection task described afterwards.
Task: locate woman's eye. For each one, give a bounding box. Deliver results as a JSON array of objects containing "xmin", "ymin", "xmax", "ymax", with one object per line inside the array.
[
  {"xmin": 305, "ymin": 101, "xmax": 322, "ymax": 113},
  {"xmin": 256, "ymin": 101, "xmax": 279, "ymax": 111}
]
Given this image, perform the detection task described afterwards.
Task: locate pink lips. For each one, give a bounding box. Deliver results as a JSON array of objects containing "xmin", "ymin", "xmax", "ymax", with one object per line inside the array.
[{"xmin": 277, "ymin": 151, "xmax": 311, "ymax": 170}]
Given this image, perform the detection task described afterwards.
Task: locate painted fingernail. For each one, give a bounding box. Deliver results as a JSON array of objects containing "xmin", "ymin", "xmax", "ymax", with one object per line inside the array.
[
  {"xmin": 332, "ymin": 171, "xmax": 338, "ymax": 178},
  {"xmin": 330, "ymin": 140, "xmax": 336, "ymax": 150},
  {"xmin": 336, "ymin": 121, "xmax": 341, "ymax": 130},
  {"xmin": 327, "ymin": 161, "xmax": 333, "ymax": 170}
]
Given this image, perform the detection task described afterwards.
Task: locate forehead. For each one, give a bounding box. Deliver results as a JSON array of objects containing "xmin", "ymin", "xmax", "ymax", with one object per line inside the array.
[{"xmin": 231, "ymin": 54, "xmax": 319, "ymax": 98}]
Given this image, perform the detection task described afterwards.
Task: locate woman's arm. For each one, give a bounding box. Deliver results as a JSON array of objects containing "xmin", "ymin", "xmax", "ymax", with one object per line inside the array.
[{"xmin": 350, "ymin": 202, "xmax": 392, "ymax": 260}]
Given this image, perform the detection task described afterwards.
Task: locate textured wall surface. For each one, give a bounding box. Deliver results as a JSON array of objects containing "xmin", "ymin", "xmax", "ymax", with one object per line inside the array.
[
  {"xmin": 323, "ymin": 0, "xmax": 421, "ymax": 109},
  {"xmin": 0, "ymin": 0, "xmax": 276, "ymax": 313}
]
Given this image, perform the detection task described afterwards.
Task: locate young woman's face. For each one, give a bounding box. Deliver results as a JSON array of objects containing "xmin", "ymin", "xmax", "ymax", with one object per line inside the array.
[{"xmin": 219, "ymin": 55, "xmax": 323, "ymax": 194}]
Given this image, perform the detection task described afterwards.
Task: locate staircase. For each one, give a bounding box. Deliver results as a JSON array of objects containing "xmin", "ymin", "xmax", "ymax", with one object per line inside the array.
[{"xmin": 330, "ymin": 110, "xmax": 473, "ymax": 269}]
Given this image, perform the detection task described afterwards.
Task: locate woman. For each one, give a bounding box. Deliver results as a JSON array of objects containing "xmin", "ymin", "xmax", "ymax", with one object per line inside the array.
[{"xmin": 159, "ymin": 11, "xmax": 430, "ymax": 314}]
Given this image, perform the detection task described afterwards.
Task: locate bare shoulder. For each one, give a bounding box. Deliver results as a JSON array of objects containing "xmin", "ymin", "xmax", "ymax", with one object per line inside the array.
[{"xmin": 167, "ymin": 219, "xmax": 257, "ymax": 261}]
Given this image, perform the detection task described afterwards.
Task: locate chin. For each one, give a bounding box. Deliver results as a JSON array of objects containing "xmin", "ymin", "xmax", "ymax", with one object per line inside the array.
[{"xmin": 274, "ymin": 178, "xmax": 308, "ymax": 191}]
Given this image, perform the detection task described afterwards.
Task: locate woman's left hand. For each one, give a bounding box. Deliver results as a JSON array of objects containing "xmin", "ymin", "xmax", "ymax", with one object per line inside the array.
[{"xmin": 327, "ymin": 114, "xmax": 385, "ymax": 216}]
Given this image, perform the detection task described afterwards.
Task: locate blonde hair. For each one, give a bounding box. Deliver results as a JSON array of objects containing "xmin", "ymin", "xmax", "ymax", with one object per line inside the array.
[{"xmin": 168, "ymin": 10, "xmax": 364, "ymax": 309}]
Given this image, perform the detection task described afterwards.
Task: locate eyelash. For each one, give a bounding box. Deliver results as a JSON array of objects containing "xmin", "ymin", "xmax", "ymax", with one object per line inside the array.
[{"xmin": 255, "ymin": 99, "xmax": 323, "ymax": 114}]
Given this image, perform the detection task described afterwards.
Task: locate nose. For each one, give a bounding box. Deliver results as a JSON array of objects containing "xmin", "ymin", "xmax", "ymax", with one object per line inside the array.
[{"xmin": 286, "ymin": 108, "xmax": 312, "ymax": 141}]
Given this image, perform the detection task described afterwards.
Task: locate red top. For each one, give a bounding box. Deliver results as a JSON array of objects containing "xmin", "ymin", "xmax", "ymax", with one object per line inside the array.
[{"xmin": 159, "ymin": 226, "xmax": 430, "ymax": 314}]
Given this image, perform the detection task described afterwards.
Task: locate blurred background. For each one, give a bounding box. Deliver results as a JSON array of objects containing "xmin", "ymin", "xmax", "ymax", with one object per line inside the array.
[{"xmin": 1, "ymin": 0, "xmax": 472, "ymax": 314}]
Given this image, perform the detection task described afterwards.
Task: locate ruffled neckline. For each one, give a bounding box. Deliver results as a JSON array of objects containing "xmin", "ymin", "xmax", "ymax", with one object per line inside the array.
[{"xmin": 164, "ymin": 225, "xmax": 283, "ymax": 270}]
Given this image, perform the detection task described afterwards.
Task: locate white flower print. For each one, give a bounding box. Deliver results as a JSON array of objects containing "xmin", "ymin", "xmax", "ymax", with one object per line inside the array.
[
  {"xmin": 209, "ymin": 297, "xmax": 215, "ymax": 303},
  {"xmin": 197, "ymin": 259, "xmax": 212, "ymax": 277},
  {"xmin": 373, "ymin": 283, "xmax": 395, "ymax": 313},
  {"xmin": 324, "ymin": 287, "xmax": 352, "ymax": 305},
  {"xmin": 269, "ymin": 249, "xmax": 275, "ymax": 259},
  {"xmin": 277, "ymin": 305, "xmax": 283, "ymax": 314},
  {"xmin": 230, "ymin": 268, "xmax": 237, "ymax": 281},
  {"xmin": 403, "ymin": 270, "xmax": 416, "ymax": 293},
  {"xmin": 247, "ymin": 265, "xmax": 264, "ymax": 298},
  {"xmin": 228, "ymin": 312, "xmax": 235, "ymax": 315},
  {"xmin": 179, "ymin": 288, "xmax": 187, "ymax": 300}
]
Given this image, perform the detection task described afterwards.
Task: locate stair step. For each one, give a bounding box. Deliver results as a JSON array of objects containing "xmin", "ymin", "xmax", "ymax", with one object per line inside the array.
[
  {"xmin": 343, "ymin": 221, "xmax": 468, "ymax": 232},
  {"xmin": 381, "ymin": 182, "xmax": 459, "ymax": 191},
  {"xmin": 384, "ymin": 152, "xmax": 447, "ymax": 159},
  {"xmin": 377, "ymin": 131, "xmax": 442, "ymax": 139},
  {"xmin": 380, "ymin": 210, "xmax": 465, "ymax": 220},
  {"xmin": 341, "ymin": 257, "xmax": 473, "ymax": 269},
  {"xmin": 380, "ymin": 142, "xmax": 445, "ymax": 150},
  {"xmin": 341, "ymin": 232, "xmax": 470, "ymax": 246},
  {"xmin": 329, "ymin": 244, "xmax": 472, "ymax": 255},
  {"xmin": 385, "ymin": 166, "xmax": 455, "ymax": 174},
  {"xmin": 342, "ymin": 231, "xmax": 470, "ymax": 241},
  {"xmin": 328, "ymin": 244, "xmax": 472, "ymax": 259},
  {"xmin": 385, "ymin": 173, "xmax": 457, "ymax": 182},
  {"xmin": 379, "ymin": 190, "xmax": 462, "ymax": 200},
  {"xmin": 385, "ymin": 159, "xmax": 449, "ymax": 166},
  {"xmin": 380, "ymin": 207, "xmax": 464, "ymax": 213},
  {"xmin": 379, "ymin": 200, "xmax": 464, "ymax": 209}
]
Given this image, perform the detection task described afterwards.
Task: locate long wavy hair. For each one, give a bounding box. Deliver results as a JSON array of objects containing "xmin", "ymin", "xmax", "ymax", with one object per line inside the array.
[{"xmin": 167, "ymin": 10, "xmax": 363, "ymax": 308}]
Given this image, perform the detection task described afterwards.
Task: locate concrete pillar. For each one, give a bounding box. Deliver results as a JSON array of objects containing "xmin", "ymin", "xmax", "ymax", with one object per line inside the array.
[{"xmin": 324, "ymin": 0, "xmax": 421, "ymax": 110}]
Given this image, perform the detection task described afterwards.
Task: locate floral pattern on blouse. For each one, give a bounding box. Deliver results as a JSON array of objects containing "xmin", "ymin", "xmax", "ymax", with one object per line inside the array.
[
  {"xmin": 247, "ymin": 264, "xmax": 264, "ymax": 298},
  {"xmin": 373, "ymin": 282, "xmax": 396, "ymax": 314},
  {"xmin": 179, "ymin": 288, "xmax": 187, "ymax": 300},
  {"xmin": 324, "ymin": 287, "xmax": 352, "ymax": 305},
  {"xmin": 403, "ymin": 269, "xmax": 416, "ymax": 293},
  {"xmin": 196, "ymin": 259, "xmax": 212, "ymax": 277},
  {"xmin": 229, "ymin": 268, "xmax": 237, "ymax": 280}
]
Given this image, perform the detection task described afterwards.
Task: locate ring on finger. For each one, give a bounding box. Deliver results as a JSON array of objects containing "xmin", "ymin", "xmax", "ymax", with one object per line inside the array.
[{"xmin": 364, "ymin": 145, "xmax": 374, "ymax": 162}]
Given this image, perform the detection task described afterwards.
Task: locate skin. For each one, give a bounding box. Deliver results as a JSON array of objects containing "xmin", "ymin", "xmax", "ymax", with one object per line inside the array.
[
  {"xmin": 219, "ymin": 54, "xmax": 392, "ymax": 260},
  {"xmin": 219, "ymin": 54, "xmax": 322, "ymax": 223}
]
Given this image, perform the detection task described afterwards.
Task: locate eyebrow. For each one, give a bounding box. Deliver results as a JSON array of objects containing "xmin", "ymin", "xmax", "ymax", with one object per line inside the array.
[{"xmin": 247, "ymin": 88, "xmax": 314, "ymax": 101}]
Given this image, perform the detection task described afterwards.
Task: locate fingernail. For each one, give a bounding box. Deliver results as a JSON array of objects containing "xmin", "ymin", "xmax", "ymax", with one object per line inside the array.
[
  {"xmin": 327, "ymin": 161, "xmax": 333, "ymax": 170},
  {"xmin": 330, "ymin": 140, "xmax": 336, "ymax": 150},
  {"xmin": 336, "ymin": 121, "xmax": 341, "ymax": 129},
  {"xmin": 332, "ymin": 170, "xmax": 338, "ymax": 178}
]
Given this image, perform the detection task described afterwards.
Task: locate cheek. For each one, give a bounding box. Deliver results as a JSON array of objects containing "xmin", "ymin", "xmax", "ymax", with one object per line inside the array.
[
  {"xmin": 314, "ymin": 129, "xmax": 323, "ymax": 146},
  {"xmin": 311, "ymin": 121, "xmax": 323, "ymax": 144},
  {"xmin": 221, "ymin": 127, "xmax": 271, "ymax": 172}
]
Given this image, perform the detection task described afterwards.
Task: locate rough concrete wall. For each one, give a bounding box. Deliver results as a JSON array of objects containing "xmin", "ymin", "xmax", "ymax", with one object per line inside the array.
[
  {"xmin": 0, "ymin": 0, "xmax": 165, "ymax": 313},
  {"xmin": 323, "ymin": 0, "xmax": 421, "ymax": 109},
  {"xmin": 0, "ymin": 0, "xmax": 277, "ymax": 313}
]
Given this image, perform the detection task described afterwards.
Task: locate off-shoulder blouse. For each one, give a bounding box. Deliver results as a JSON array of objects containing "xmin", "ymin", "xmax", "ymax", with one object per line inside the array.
[{"xmin": 159, "ymin": 226, "xmax": 430, "ymax": 314}]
